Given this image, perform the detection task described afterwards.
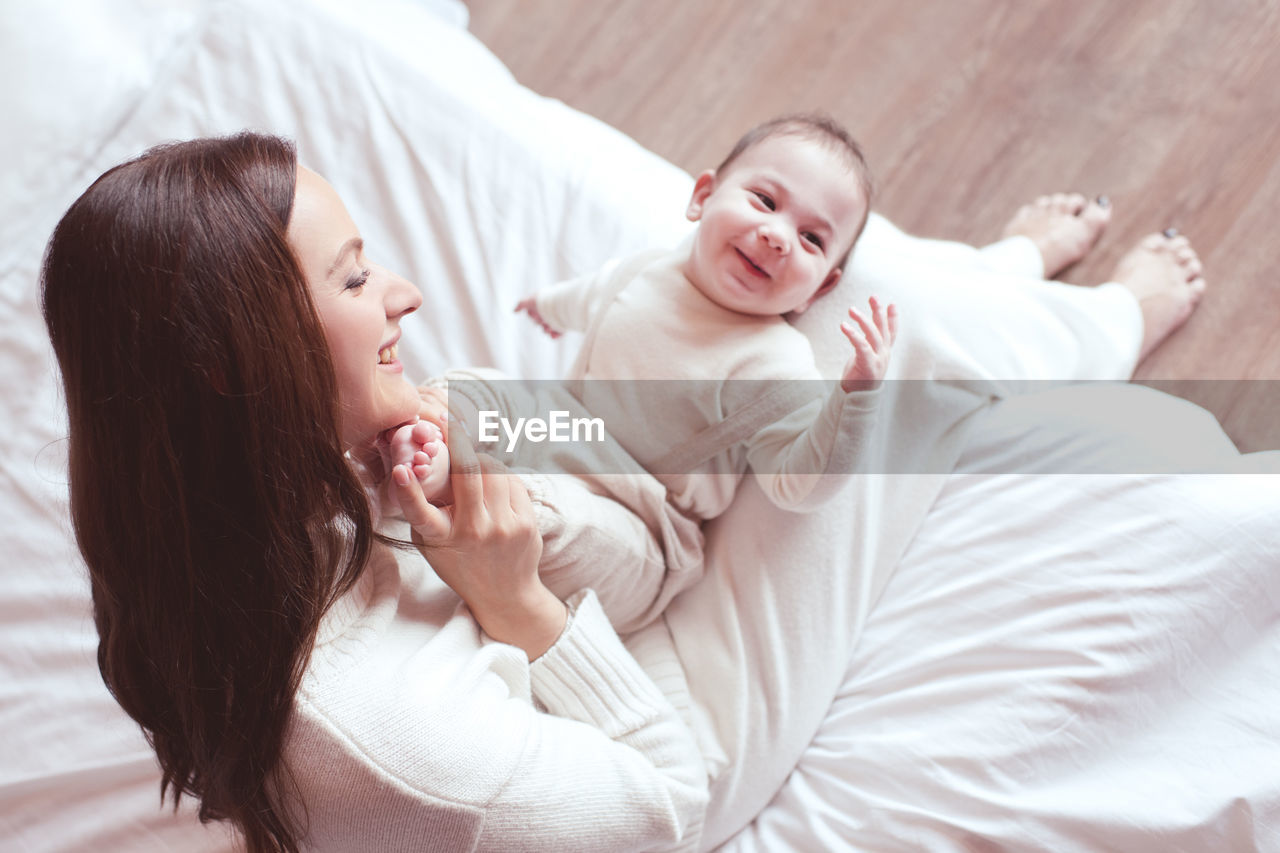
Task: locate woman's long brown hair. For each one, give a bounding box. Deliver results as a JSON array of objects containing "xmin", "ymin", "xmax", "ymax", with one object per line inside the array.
[{"xmin": 40, "ymin": 133, "xmax": 373, "ymax": 852}]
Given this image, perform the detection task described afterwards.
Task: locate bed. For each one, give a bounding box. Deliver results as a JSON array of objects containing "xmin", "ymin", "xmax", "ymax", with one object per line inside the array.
[{"xmin": 3, "ymin": 1, "xmax": 1278, "ymax": 850}]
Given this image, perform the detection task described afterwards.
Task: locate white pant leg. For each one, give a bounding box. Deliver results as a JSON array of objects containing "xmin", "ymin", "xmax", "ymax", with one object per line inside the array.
[
  {"xmin": 722, "ymin": 387, "xmax": 1280, "ymax": 852},
  {"xmin": 858, "ymin": 215, "xmax": 1044, "ymax": 279},
  {"xmin": 977, "ymin": 234, "xmax": 1046, "ymax": 278},
  {"xmin": 668, "ymin": 469, "xmax": 950, "ymax": 849},
  {"xmin": 685, "ymin": 220, "xmax": 1148, "ymax": 847},
  {"xmin": 805, "ymin": 215, "xmax": 1143, "ymax": 385}
]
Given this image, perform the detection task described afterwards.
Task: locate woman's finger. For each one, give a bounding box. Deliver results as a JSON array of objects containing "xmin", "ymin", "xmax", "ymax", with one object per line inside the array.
[
  {"xmin": 477, "ymin": 454, "xmax": 511, "ymax": 512},
  {"xmin": 446, "ymin": 416, "xmax": 485, "ymax": 516},
  {"xmin": 394, "ymin": 463, "xmax": 452, "ymax": 540},
  {"xmin": 508, "ymin": 468, "xmax": 535, "ymax": 517}
]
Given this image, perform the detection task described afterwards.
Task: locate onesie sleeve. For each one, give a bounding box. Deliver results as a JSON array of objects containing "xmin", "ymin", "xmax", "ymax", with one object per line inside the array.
[
  {"xmin": 746, "ymin": 383, "xmax": 881, "ymax": 511},
  {"xmin": 729, "ymin": 329, "xmax": 883, "ymax": 511},
  {"xmin": 534, "ymin": 258, "xmax": 624, "ymax": 333}
]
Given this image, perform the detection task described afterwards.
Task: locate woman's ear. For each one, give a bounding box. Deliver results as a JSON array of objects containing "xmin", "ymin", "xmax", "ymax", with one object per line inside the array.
[
  {"xmin": 686, "ymin": 170, "xmax": 717, "ymax": 222},
  {"xmin": 792, "ymin": 267, "xmax": 842, "ymax": 315}
]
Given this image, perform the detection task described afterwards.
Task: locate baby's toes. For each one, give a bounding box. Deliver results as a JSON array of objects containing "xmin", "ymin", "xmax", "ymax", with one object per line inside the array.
[{"xmin": 410, "ymin": 420, "xmax": 437, "ymax": 445}]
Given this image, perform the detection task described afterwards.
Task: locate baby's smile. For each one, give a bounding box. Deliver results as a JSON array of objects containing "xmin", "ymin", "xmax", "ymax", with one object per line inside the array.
[{"xmin": 735, "ymin": 247, "xmax": 771, "ymax": 279}]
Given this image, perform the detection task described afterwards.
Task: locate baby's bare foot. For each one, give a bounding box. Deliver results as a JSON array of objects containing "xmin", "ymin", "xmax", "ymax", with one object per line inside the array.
[
  {"xmin": 1109, "ymin": 230, "xmax": 1206, "ymax": 360},
  {"xmin": 1001, "ymin": 193, "xmax": 1112, "ymax": 278}
]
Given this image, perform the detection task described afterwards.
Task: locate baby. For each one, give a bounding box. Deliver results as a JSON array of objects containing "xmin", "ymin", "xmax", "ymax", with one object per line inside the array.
[
  {"xmin": 513, "ymin": 113, "xmax": 897, "ymax": 520},
  {"xmin": 374, "ymin": 115, "xmax": 892, "ymax": 608}
]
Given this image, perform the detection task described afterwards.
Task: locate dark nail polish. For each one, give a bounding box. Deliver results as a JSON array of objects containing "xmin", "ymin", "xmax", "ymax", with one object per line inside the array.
[
  {"xmin": 1095, "ymin": 194, "xmax": 1110, "ymax": 208},
  {"xmin": 1163, "ymin": 227, "xmax": 1178, "ymax": 238}
]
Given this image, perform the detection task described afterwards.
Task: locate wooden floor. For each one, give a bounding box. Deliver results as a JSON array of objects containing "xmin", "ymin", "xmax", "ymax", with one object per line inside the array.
[{"xmin": 468, "ymin": 0, "xmax": 1280, "ymax": 450}]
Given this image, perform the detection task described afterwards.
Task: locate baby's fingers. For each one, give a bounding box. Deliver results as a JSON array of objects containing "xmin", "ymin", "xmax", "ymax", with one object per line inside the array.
[
  {"xmin": 844, "ymin": 306, "xmax": 882, "ymax": 351},
  {"xmin": 840, "ymin": 319, "xmax": 871, "ymax": 352},
  {"xmin": 868, "ymin": 296, "xmax": 899, "ymax": 344}
]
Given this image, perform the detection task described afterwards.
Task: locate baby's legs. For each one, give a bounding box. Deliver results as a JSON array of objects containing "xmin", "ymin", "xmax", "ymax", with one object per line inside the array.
[{"xmin": 424, "ymin": 369, "xmax": 706, "ymax": 633}]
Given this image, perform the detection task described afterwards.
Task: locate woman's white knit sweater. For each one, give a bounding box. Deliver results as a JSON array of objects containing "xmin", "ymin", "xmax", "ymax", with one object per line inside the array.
[{"xmin": 280, "ymin": 523, "xmax": 708, "ymax": 852}]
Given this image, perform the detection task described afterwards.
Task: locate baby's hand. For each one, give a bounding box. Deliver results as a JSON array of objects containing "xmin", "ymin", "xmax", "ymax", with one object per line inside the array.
[
  {"xmin": 379, "ymin": 419, "xmax": 452, "ymax": 515},
  {"xmin": 515, "ymin": 296, "xmax": 562, "ymax": 339},
  {"xmin": 840, "ymin": 296, "xmax": 899, "ymax": 392}
]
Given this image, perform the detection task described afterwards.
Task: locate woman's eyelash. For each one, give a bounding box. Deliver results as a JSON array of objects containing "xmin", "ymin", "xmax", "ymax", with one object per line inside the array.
[{"xmin": 345, "ymin": 269, "xmax": 371, "ymax": 291}]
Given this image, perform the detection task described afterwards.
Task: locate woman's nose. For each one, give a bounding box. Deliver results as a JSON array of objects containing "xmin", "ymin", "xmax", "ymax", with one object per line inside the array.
[{"xmin": 387, "ymin": 271, "xmax": 423, "ymax": 317}]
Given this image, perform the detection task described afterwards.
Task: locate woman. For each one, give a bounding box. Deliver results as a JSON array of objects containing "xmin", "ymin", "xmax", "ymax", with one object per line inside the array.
[
  {"xmin": 41, "ymin": 133, "xmax": 1278, "ymax": 852},
  {"xmin": 42, "ymin": 133, "xmax": 706, "ymax": 852}
]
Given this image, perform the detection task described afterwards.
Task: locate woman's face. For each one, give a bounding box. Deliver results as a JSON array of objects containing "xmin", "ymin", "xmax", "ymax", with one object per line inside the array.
[{"xmin": 288, "ymin": 167, "xmax": 423, "ymax": 449}]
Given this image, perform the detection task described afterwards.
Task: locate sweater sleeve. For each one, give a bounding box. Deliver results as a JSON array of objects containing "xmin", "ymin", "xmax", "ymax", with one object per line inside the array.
[
  {"xmin": 290, "ymin": 586, "xmax": 707, "ymax": 853},
  {"xmin": 533, "ymin": 258, "xmax": 624, "ymax": 333},
  {"xmin": 482, "ymin": 590, "xmax": 708, "ymax": 851}
]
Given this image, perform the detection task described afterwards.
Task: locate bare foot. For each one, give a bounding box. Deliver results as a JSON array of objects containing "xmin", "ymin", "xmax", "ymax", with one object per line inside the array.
[
  {"xmin": 1001, "ymin": 193, "xmax": 1112, "ymax": 278},
  {"xmin": 1109, "ymin": 230, "xmax": 1207, "ymax": 360}
]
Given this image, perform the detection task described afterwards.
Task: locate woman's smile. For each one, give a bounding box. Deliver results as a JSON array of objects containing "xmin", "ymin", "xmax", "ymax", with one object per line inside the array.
[{"xmin": 377, "ymin": 339, "xmax": 401, "ymax": 367}]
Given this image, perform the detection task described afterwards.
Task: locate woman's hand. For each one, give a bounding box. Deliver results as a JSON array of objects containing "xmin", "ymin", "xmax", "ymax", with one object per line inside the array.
[{"xmin": 393, "ymin": 421, "xmax": 566, "ymax": 660}]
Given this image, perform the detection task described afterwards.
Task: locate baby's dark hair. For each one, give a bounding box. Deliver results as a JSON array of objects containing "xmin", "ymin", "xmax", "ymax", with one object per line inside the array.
[{"xmin": 716, "ymin": 112, "xmax": 873, "ymax": 272}]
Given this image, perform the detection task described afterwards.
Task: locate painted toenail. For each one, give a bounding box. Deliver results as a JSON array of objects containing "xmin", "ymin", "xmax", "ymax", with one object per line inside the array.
[
  {"xmin": 1163, "ymin": 227, "xmax": 1178, "ymax": 238},
  {"xmin": 1096, "ymin": 195, "xmax": 1110, "ymax": 208}
]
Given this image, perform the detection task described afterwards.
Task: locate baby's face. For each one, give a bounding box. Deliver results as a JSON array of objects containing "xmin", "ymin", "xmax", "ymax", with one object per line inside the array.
[{"xmin": 682, "ymin": 135, "xmax": 867, "ymax": 317}]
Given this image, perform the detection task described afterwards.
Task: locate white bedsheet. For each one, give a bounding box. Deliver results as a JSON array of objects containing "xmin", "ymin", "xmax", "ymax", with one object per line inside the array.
[{"xmin": 3, "ymin": 1, "xmax": 1278, "ymax": 850}]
